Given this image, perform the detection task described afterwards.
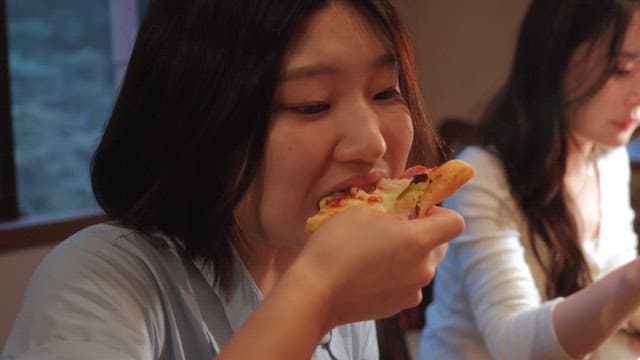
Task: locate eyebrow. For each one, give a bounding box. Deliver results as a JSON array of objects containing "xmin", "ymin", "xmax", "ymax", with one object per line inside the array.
[
  {"xmin": 280, "ymin": 52, "xmax": 398, "ymax": 81},
  {"xmin": 619, "ymin": 51, "xmax": 640, "ymax": 60}
]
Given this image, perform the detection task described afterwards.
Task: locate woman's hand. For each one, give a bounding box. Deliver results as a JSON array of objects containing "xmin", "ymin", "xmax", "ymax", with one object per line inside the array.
[
  {"xmin": 217, "ymin": 205, "xmax": 462, "ymax": 360},
  {"xmin": 294, "ymin": 204, "xmax": 464, "ymax": 330},
  {"xmin": 554, "ymin": 257, "xmax": 640, "ymax": 358}
]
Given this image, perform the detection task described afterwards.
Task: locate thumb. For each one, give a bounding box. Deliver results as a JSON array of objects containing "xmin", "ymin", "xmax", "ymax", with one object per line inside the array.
[{"xmin": 412, "ymin": 206, "xmax": 464, "ymax": 249}]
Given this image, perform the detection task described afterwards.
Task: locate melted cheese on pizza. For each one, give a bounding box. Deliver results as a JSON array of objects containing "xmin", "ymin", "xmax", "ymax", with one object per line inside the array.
[
  {"xmin": 305, "ymin": 160, "xmax": 474, "ymax": 233},
  {"xmin": 305, "ymin": 177, "xmax": 416, "ymax": 233}
]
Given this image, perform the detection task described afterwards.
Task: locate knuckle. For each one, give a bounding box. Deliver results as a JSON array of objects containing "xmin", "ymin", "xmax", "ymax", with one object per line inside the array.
[
  {"xmin": 421, "ymin": 266, "xmax": 436, "ymax": 284},
  {"xmin": 404, "ymin": 290, "xmax": 423, "ymax": 308}
]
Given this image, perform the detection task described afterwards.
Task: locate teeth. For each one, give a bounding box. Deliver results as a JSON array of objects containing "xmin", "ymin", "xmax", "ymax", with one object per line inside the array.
[
  {"xmin": 632, "ymin": 106, "xmax": 640, "ymax": 121},
  {"xmin": 361, "ymin": 184, "xmax": 376, "ymax": 193}
]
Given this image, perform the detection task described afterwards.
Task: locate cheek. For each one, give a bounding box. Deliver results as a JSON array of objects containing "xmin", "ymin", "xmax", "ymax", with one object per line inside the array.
[
  {"xmin": 569, "ymin": 85, "xmax": 616, "ymax": 131},
  {"xmin": 382, "ymin": 111, "xmax": 414, "ymax": 172},
  {"xmin": 568, "ymin": 105, "xmax": 603, "ymax": 144},
  {"xmin": 263, "ymin": 123, "xmax": 329, "ymax": 187},
  {"xmin": 256, "ymin": 123, "xmax": 329, "ymax": 244}
]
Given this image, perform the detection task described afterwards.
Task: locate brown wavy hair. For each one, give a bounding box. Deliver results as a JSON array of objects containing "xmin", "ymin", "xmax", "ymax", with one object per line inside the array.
[{"xmin": 480, "ymin": 0, "xmax": 638, "ymax": 298}]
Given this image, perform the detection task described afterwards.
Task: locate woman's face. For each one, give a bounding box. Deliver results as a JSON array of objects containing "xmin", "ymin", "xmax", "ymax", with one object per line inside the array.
[
  {"xmin": 236, "ymin": 2, "xmax": 414, "ymax": 247},
  {"xmin": 565, "ymin": 10, "xmax": 640, "ymax": 148}
]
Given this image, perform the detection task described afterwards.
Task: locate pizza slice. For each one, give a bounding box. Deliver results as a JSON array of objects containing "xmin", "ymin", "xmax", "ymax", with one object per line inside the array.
[{"xmin": 305, "ymin": 159, "xmax": 474, "ymax": 233}]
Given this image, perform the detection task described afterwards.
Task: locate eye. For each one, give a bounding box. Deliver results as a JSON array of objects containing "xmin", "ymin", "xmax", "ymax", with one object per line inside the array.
[
  {"xmin": 613, "ymin": 67, "xmax": 632, "ymax": 76},
  {"xmin": 613, "ymin": 59, "xmax": 635, "ymax": 76},
  {"xmin": 374, "ymin": 88, "xmax": 401, "ymax": 101},
  {"xmin": 289, "ymin": 103, "xmax": 330, "ymax": 115}
]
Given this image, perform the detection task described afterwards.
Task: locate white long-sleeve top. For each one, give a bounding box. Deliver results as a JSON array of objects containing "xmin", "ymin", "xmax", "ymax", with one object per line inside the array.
[{"xmin": 418, "ymin": 146, "xmax": 638, "ymax": 360}]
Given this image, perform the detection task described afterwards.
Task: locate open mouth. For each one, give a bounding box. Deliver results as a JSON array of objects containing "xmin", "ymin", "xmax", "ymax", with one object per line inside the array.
[
  {"xmin": 304, "ymin": 160, "xmax": 474, "ymax": 234},
  {"xmin": 316, "ymin": 173, "xmax": 429, "ymax": 210},
  {"xmin": 612, "ymin": 119, "xmax": 636, "ymax": 131}
]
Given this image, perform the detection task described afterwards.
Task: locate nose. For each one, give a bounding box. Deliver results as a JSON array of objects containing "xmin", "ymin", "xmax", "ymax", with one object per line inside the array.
[
  {"xmin": 626, "ymin": 70, "xmax": 640, "ymax": 109},
  {"xmin": 332, "ymin": 100, "xmax": 387, "ymax": 164}
]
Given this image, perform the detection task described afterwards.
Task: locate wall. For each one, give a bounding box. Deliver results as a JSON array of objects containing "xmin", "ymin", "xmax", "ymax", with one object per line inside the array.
[
  {"xmin": 396, "ymin": 0, "xmax": 531, "ymax": 126},
  {"xmin": 0, "ymin": 244, "xmax": 56, "ymax": 347}
]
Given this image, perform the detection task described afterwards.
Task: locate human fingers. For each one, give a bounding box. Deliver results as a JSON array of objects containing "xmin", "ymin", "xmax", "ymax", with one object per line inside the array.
[
  {"xmin": 409, "ymin": 206, "xmax": 464, "ymax": 250},
  {"xmin": 379, "ymin": 209, "xmax": 460, "ymax": 290},
  {"xmin": 399, "ymin": 165, "xmax": 428, "ymax": 179},
  {"xmin": 301, "ymin": 206, "xmax": 461, "ymax": 323},
  {"xmin": 428, "ymin": 242, "xmax": 449, "ymax": 266}
]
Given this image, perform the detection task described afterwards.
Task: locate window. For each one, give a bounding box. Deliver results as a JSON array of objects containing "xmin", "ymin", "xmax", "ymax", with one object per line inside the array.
[{"xmin": 0, "ymin": 0, "xmax": 145, "ymax": 248}]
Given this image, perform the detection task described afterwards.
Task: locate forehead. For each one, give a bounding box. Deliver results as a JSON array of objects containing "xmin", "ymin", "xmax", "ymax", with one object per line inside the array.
[
  {"xmin": 281, "ymin": 2, "xmax": 391, "ymax": 71},
  {"xmin": 566, "ymin": 10, "xmax": 640, "ymax": 78}
]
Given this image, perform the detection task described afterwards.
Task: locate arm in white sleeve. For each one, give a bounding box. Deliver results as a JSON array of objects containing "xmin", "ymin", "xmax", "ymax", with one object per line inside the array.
[
  {"xmin": 451, "ymin": 147, "xmax": 640, "ymax": 360},
  {"xmin": 600, "ymin": 146, "xmax": 637, "ymax": 272},
  {"xmin": 447, "ymin": 148, "xmax": 571, "ymax": 359},
  {"xmin": 553, "ymin": 147, "xmax": 640, "ymax": 357}
]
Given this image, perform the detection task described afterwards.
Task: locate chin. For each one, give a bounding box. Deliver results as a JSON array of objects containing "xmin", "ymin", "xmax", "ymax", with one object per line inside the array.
[
  {"xmin": 617, "ymin": 134, "xmax": 635, "ymax": 146},
  {"xmin": 598, "ymin": 134, "xmax": 634, "ymax": 148},
  {"xmin": 599, "ymin": 141, "xmax": 627, "ymax": 149}
]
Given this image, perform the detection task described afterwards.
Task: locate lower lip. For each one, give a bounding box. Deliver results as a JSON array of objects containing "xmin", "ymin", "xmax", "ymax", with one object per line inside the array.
[{"xmin": 612, "ymin": 120, "xmax": 636, "ymax": 131}]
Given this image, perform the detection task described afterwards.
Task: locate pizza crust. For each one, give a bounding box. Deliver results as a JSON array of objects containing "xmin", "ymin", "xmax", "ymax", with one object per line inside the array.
[
  {"xmin": 305, "ymin": 159, "xmax": 474, "ymax": 233},
  {"xmin": 416, "ymin": 159, "xmax": 476, "ymax": 217}
]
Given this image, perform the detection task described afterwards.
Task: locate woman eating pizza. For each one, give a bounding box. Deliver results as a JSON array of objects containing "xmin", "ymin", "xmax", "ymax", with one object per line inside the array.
[
  {"xmin": 2, "ymin": 0, "xmax": 465, "ymax": 359},
  {"xmin": 420, "ymin": 0, "xmax": 640, "ymax": 359}
]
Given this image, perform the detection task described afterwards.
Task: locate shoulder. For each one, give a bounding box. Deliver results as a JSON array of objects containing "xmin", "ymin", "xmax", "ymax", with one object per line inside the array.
[
  {"xmin": 55, "ymin": 222, "xmax": 167, "ymax": 253},
  {"xmin": 26, "ymin": 223, "xmax": 180, "ymax": 302},
  {"xmin": 451, "ymin": 146, "xmax": 511, "ymax": 198},
  {"xmin": 4, "ymin": 223, "xmax": 181, "ymax": 357},
  {"xmin": 457, "ymin": 146, "xmax": 505, "ymax": 177},
  {"xmin": 443, "ymin": 146, "xmax": 520, "ymax": 227},
  {"xmin": 48, "ymin": 222, "xmax": 175, "ymax": 268}
]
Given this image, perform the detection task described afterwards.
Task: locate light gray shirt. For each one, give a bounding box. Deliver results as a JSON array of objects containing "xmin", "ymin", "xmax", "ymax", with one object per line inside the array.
[{"xmin": 2, "ymin": 223, "xmax": 378, "ymax": 359}]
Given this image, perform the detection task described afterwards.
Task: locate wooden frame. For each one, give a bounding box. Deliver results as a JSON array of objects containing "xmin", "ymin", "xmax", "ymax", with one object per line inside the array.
[
  {"xmin": 0, "ymin": 0, "xmax": 102, "ymax": 251},
  {"xmin": 0, "ymin": 0, "xmax": 18, "ymax": 222},
  {"xmin": 0, "ymin": 209, "xmax": 105, "ymax": 252},
  {"xmin": 0, "ymin": 0, "xmax": 148, "ymax": 252}
]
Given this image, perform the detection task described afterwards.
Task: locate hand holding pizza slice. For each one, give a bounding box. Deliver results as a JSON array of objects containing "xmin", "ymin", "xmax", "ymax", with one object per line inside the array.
[{"xmin": 305, "ymin": 159, "xmax": 475, "ymax": 233}]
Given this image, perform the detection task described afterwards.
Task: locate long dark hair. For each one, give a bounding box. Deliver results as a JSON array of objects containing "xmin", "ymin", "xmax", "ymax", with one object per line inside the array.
[
  {"xmin": 91, "ymin": 0, "xmax": 438, "ymax": 288},
  {"xmin": 481, "ymin": 0, "xmax": 638, "ymax": 298}
]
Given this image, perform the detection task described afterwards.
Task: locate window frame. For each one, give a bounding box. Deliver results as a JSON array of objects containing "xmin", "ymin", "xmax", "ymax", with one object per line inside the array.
[
  {"xmin": 0, "ymin": 0, "xmax": 145, "ymax": 252},
  {"xmin": 0, "ymin": 209, "xmax": 105, "ymax": 251},
  {"xmin": 0, "ymin": 0, "xmax": 18, "ymax": 224}
]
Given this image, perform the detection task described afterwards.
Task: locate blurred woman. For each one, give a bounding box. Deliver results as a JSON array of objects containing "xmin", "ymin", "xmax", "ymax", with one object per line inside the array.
[{"xmin": 420, "ymin": 0, "xmax": 640, "ymax": 359}]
